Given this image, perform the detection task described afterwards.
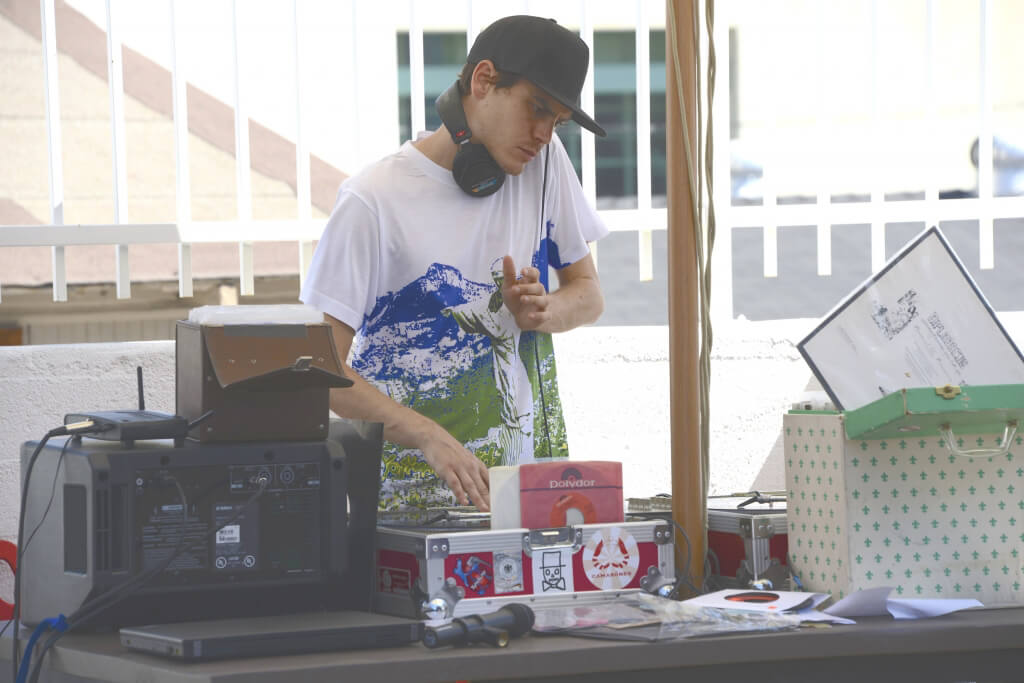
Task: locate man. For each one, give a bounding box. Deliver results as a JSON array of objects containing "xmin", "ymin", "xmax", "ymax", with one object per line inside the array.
[{"xmin": 300, "ymin": 15, "xmax": 608, "ymax": 511}]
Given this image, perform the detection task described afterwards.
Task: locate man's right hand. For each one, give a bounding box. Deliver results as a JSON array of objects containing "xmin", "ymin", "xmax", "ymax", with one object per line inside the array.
[
  {"xmin": 324, "ymin": 313, "xmax": 491, "ymax": 512},
  {"xmin": 419, "ymin": 422, "xmax": 491, "ymax": 511}
]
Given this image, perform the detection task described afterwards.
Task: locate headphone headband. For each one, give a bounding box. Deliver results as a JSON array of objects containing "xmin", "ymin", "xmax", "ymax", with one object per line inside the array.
[{"xmin": 435, "ymin": 83, "xmax": 472, "ymax": 145}]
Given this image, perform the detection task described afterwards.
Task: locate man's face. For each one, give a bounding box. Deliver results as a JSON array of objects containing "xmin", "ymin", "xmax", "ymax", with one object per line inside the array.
[{"xmin": 473, "ymin": 79, "xmax": 573, "ymax": 176}]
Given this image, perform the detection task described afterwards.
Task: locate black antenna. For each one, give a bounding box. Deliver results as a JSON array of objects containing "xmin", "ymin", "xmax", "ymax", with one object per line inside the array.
[{"xmin": 137, "ymin": 366, "xmax": 145, "ymax": 411}]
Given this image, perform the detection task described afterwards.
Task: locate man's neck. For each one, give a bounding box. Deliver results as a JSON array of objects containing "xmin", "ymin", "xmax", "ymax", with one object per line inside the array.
[{"xmin": 412, "ymin": 127, "xmax": 458, "ymax": 170}]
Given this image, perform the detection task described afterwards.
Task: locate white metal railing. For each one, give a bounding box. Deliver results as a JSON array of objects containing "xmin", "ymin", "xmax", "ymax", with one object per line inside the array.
[
  {"xmin": 170, "ymin": 0, "xmax": 193, "ymax": 298},
  {"xmin": 105, "ymin": 0, "xmax": 130, "ymax": 298},
  {"xmin": 709, "ymin": 0, "xmax": 1023, "ymax": 321},
  {"xmin": 2, "ymin": 0, "xmax": 666, "ymax": 305},
  {"xmin": 39, "ymin": 0, "xmax": 65, "ymax": 303},
  {"xmin": 3, "ymin": 0, "xmax": 1020, "ymax": 321}
]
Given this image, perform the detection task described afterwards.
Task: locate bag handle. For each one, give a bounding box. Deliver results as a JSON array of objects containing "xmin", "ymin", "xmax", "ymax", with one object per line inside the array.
[{"xmin": 939, "ymin": 420, "xmax": 1018, "ymax": 459}]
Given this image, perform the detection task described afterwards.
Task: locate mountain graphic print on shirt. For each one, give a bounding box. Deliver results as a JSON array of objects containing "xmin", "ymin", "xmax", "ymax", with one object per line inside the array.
[{"xmin": 352, "ymin": 258, "xmax": 568, "ymax": 510}]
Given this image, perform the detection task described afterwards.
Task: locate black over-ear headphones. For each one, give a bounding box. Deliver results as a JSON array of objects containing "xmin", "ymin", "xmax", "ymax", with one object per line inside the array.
[{"xmin": 435, "ymin": 81, "xmax": 505, "ymax": 197}]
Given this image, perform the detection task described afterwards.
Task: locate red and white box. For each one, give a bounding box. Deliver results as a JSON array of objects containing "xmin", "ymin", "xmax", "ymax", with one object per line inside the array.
[{"xmin": 519, "ymin": 461, "xmax": 624, "ymax": 529}]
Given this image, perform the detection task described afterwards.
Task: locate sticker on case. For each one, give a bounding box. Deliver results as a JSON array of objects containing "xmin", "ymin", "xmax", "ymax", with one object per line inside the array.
[
  {"xmin": 493, "ymin": 552, "xmax": 524, "ymax": 594},
  {"xmin": 583, "ymin": 527, "xmax": 640, "ymax": 589},
  {"xmin": 532, "ymin": 548, "xmax": 574, "ymax": 594},
  {"xmin": 451, "ymin": 554, "xmax": 493, "ymax": 596}
]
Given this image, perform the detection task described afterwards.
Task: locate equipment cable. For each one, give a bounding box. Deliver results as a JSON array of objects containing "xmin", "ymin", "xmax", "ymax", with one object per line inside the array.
[
  {"xmin": 0, "ymin": 434, "xmax": 74, "ymax": 644},
  {"xmin": 533, "ymin": 145, "xmax": 554, "ymax": 460},
  {"xmin": 25, "ymin": 476, "xmax": 268, "ymax": 683},
  {"xmin": 26, "ymin": 475, "xmax": 267, "ymax": 682},
  {"xmin": 10, "ymin": 421, "xmax": 107, "ymax": 683},
  {"xmin": 630, "ymin": 513, "xmax": 702, "ymax": 598}
]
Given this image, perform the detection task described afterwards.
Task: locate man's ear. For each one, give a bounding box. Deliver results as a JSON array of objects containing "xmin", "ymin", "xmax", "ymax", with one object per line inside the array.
[{"xmin": 470, "ymin": 59, "xmax": 498, "ymax": 98}]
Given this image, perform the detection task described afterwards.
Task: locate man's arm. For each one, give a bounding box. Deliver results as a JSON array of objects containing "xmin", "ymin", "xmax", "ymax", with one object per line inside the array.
[
  {"xmin": 325, "ymin": 314, "xmax": 491, "ymax": 511},
  {"xmin": 501, "ymin": 251, "xmax": 604, "ymax": 333}
]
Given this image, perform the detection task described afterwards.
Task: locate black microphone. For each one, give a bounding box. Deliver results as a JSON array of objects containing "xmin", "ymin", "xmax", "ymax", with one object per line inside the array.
[{"xmin": 422, "ymin": 603, "xmax": 535, "ymax": 648}]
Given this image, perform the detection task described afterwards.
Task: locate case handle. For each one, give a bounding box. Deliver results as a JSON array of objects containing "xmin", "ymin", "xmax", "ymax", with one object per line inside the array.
[
  {"xmin": 521, "ymin": 527, "xmax": 583, "ymax": 557},
  {"xmin": 940, "ymin": 420, "xmax": 1017, "ymax": 459}
]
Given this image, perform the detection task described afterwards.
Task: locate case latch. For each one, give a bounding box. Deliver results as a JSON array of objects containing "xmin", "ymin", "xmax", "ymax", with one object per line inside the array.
[
  {"xmin": 521, "ymin": 527, "xmax": 583, "ymax": 557},
  {"xmin": 935, "ymin": 384, "xmax": 961, "ymax": 399}
]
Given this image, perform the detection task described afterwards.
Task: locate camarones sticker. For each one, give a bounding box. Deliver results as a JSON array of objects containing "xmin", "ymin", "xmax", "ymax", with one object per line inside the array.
[{"xmin": 582, "ymin": 527, "xmax": 640, "ymax": 590}]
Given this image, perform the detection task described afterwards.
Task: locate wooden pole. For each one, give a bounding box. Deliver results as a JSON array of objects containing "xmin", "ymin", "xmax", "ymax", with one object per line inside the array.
[{"xmin": 666, "ymin": 0, "xmax": 705, "ymax": 592}]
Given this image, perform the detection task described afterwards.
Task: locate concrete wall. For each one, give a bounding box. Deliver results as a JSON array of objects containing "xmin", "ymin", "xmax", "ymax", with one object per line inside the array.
[
  {"xmin": 0, "ymin": 341, "xmax": 178, "ymax": 533},
  {"xmin": 0, "ymin": 341, "xmax": 177, "ymax": 607}
]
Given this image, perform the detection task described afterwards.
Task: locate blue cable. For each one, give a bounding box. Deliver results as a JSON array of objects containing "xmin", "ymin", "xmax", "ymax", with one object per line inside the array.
[{"xmin": 15, "ymin": 614, "xmax": 67, "ymax": 683}]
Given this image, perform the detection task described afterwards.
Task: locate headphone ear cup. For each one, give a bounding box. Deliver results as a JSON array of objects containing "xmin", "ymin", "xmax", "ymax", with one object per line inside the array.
[{"xmin": 452, "ymin": 143, "xmax": 506, "ymax": 197}]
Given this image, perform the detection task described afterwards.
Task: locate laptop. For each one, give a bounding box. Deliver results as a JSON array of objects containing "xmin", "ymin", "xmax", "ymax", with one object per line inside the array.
[{"xmin": 120, "ymin": 610, "xmax": 423, "ymax": 661}]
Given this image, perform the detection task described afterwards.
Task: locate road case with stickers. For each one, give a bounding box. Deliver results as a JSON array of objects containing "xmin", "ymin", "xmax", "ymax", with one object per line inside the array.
[
  {"xmin": 707, "ymin": 496, "xmax": 789, "ymax": 588},
  {"xmin": 373, "ymin": 519, "xmax": 676, "ymax": 619}
]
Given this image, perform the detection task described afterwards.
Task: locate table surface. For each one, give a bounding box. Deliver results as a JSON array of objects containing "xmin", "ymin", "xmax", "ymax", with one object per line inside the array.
[{"xmin": 3, "ymin": 606, "xmax": 1024, "ymax": 683}]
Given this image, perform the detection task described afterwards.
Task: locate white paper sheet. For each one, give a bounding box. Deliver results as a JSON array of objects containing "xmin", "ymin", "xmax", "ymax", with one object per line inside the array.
[
  {"xmin": 791, "ymin": 609, "xmax": 856, "ymax": 625},
  {"xmin": 824, "ymin": 586, "xmax": 983, "ymax": 619}
]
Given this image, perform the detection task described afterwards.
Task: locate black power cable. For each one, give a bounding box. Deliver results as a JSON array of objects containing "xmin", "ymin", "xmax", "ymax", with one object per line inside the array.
[
  {"xmin": 533, "ymin": 146, "xmax": 554, "ymax": 460},
  {"xmin": 22, "ymin": 438, "xmax": 74, "ymax": 562},
  {"xmin": 11, "ymin": 421, "xmax": 105, "ymax": 683},
  {"xmin": 26, "ymin": 475, "xmax": 269, "ymax": 682},
  {"xmin": 629, "ymin": 513, "xmax": 702, "ymax": 599}
]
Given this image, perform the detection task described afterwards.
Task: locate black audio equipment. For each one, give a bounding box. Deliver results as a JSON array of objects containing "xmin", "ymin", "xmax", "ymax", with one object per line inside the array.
[
  {"xmin": 422, "ymin": 603, "xmax": 534, "ymax": 648},
  {"xmin": 18, "ymin": 420, "xmax": 382, "ymax": 629}
]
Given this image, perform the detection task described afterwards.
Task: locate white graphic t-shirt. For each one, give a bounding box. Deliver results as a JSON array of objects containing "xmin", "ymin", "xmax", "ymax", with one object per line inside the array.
[{"xmin": 301, "ymin": 134, "xmax": 607, "ymax": 509}]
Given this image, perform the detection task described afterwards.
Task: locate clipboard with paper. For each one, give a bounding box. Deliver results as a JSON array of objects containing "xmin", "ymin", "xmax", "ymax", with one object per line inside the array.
[{"xmin": 798, "ymin": 226, "xmax": 1024, "ymax": 412}]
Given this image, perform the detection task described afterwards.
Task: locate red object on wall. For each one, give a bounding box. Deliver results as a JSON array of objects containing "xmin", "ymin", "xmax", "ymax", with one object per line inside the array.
[{"xmin": 0, "ymin": 540, "xmax": 16, "ymax": 621}]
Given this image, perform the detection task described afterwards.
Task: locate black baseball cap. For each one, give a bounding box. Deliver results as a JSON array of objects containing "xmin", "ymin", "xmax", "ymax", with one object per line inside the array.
[{"xmin": 467, "ymin": 15, "xmax": 606, "ymax": 138}]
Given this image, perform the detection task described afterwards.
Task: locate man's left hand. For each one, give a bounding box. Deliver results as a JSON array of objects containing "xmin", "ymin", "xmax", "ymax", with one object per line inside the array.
[{"xmin": 501, "ymin": 255, "xmax": 550, "ymax": 330}]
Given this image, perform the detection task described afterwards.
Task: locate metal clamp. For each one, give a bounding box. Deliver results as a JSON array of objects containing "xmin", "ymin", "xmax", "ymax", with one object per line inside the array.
[
  {"xmin": 739, "ymin": 518, "xmax": 775, "ymax": 539},
  {"xmin": 291, "ymin": 355, "xmax": 313, "ymax": 371},
  {"xmin": 426, "ymin": 537, "xmax": 450, "ymax": 559},
  {"xmin": 420, "ymin": 576, "xmax": 464, "ymax": 620},
  {"xmin": 639, "ymin": 566, "xmax": 675, "ymax": 597},
  {"xmin": 521, "ymin": 527, "xmax": 583, "ymax": 558}
]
